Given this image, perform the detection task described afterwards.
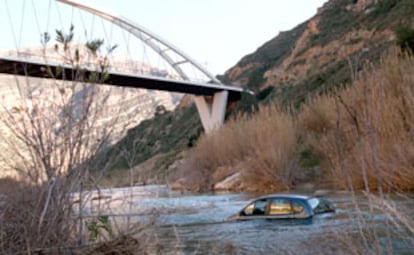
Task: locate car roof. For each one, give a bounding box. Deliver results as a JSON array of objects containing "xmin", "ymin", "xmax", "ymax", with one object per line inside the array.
[{"xmin": 254, "ymin": 194, "xmax": 313, "ymax": 201}]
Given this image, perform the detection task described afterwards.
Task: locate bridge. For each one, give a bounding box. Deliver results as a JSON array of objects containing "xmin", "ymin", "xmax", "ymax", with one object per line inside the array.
[{"xmin": 0, "ymin": 0, "xmax": 248, "ymax": 133}]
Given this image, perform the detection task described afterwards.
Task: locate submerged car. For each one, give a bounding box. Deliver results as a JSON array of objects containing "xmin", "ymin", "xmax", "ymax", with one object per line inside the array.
[{"xmin": 227, "ymin": 194, "xmax": 335, "ymax": 221}]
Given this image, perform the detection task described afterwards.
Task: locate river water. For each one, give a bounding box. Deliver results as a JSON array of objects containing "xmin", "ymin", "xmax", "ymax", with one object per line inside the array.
[{"xmin": 86, "ymin": 185, "xmax": 414, "ymax": 254}]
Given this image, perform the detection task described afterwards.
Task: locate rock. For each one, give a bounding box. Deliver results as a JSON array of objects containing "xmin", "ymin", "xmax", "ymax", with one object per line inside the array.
[
  {"xmin": 169, "ymin": 178, "xmax": 186, "ymax": 190},
  {"xmin": 346, "ymin": 0, "xmax": 378, "ymax": 12},
  {"xmin": 313, "ymin": 189, "xmax": 333, "ymax": 197},
  {"xmin": 214, "ymin": 172, "xmax": 242, "ymax": 191},
  {"xmin": 295, "ymin": 182, "xmax": 315, "ymax": 192},
  {"xmin": 313, "ymin": 189, "xmax": 351, "ymax": 197}
]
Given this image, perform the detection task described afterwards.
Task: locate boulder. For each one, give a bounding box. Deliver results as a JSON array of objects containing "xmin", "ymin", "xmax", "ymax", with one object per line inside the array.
[
  {"xmin": 169, "ymin": 178, "xmax": 185, "ymax": 190},
  {"xmin": 214, "ymin": 172, "xmax": 242, "ymax": 191}
]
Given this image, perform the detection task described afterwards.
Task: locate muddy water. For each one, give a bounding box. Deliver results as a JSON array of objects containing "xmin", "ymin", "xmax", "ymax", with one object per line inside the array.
[{"xmin": 97, "ymin": 185, "xmax": 413, "ymax": 254}]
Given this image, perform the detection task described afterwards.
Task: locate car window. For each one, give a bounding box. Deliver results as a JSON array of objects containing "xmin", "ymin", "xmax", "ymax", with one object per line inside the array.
[
  {"xmin": 308, "ymin": 198, "xmax": 335, "ymax": 214},
  {"xmin": 308, "ymin": 198, "xmax": 319, "ymax": 210},
  {"xmin": 242, "ymin": 199, "xmax": 267, "ymax": 216},
  {"xmin": 268, "ymin": 198, "xmax": 292, "ymax": 215},
  {"xmin": 242, "ymin": 203, "xmax": 254, "ymax": 215},
  {"xmin": 314, "ymin": 198, "xmax": 335, "ymax": 214},
  {"xmin": 252, "ymin": 199, "xmax": 267, "ymax": 215},
  {"xmin": 291, "ymin": 200, "xmax": 305, "ymax": 213}
]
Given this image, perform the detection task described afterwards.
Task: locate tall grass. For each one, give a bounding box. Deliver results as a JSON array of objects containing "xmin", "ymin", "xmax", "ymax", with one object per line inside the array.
[
  {"xmin": 299, "ymin": 48, "xmax": 414, "ymax": 253},
  {"xmin": 0, "ymin": 179, "xmax": 157, "ymax": 254},
  {"xmin": 181, "ymin": 104, "xmax": 298, "ymax": 192},
  {"xmin": 299, "ymin": 49, "xmax": 414, "ymax": 191},
  {"xmin": 182, "ymin": 48, "xmax": 414, "ymax": 196},
  {"xmin": 173, "ymin": 48, "xmax": 414, "ymax": 253}
]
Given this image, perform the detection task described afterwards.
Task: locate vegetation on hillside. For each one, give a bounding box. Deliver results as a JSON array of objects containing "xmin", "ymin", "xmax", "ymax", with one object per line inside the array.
[
  {"xmin": 218, "ymin": 21, "xmax": 309, "ymax": 91},
  {"xmin": 395, "ymin": 25, "xmax": 414, "ymax": 52},
  {"xmin": 91, "ymin": 0, "xmax": 414, "ymax": 186},
  {"xmin": 265, "ymin": 0, "xmax": 414, "ymax": 107},
  {"xmin": 1, "ymin": 0, "xmax": 413, "ymax": 253},
  {"xmin": 180, "ymin": 48, "xmax": 414, "ymax": 193},
  {"xmin": 175, "ymin": 105, "xmax": 298, "ymax": 192},
  {"xmin": 299, "ymin": 49, "xmax": 414, "ymax": 191},
  {"xmin": 177, "ymin": 49, "xmax": 414, "ymax": 253},
  {"xmin": 94, "ymin": 104, "xmax": 203, "ymax": 185},
  {"xmin": 223, "ymin": 0, "xmax": 414, "ymax": 107}
]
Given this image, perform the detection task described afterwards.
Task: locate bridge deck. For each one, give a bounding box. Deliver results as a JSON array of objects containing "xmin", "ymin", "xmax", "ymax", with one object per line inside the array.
[{"xmin": 0, "ymin": 56, "xmax": 244, "ymax": 102}]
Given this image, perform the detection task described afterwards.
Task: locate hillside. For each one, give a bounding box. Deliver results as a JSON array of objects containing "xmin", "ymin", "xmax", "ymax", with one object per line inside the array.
[
  {"xmin": 96, "ymin": 0, "xmax": 414, "ymax": 186},
  {"xmin": 222, "ymin": 0, "xmax": 413, "ymax": 105}
]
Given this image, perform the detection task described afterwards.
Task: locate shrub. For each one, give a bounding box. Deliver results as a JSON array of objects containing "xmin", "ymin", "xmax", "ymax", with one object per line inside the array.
[
  {"xmin": 246, "ymin": 66, "xmax": 268, "ymax": 91},
  {"xmin": 300, "ymin": 48, "xmax": 414, "ymax": 191},
  {"xmin": 256, "ymin": 86, "xmax": 274, "ymax": 101},
  {"xmin": 395, "ymin": 26, "xmax": 414, "ymax": 52},
  {"xmin": 376, "ymin": 0, "xmax": 398, "ymax": 13},
  {"xmin": 181, "ymin": 104, "xmax": 298, "ymax": 192},
  {"xmin": 0, "ymin": 27, "xmax": 153, "ymax": 254}
]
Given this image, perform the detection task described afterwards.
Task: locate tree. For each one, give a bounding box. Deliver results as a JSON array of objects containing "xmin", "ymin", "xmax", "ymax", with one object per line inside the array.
[{"xmin": 0, "ymin": 25, "xmax": 129, "ymax": 253}]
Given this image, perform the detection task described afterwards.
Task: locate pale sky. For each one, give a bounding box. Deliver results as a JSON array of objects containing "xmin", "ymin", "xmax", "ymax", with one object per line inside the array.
[{"xmin": 0, "ymin": 0, "xmax": 328, "ymax": 75}]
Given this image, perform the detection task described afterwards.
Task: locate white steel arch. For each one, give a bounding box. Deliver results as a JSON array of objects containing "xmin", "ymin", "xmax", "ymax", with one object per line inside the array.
[
  {"xmin": 56, "ymin": 0, "xmax": 221, "ymax": 84},
  {"xmin": 57, "ymin": 0, "xmax": 230, "ymax": 133}
]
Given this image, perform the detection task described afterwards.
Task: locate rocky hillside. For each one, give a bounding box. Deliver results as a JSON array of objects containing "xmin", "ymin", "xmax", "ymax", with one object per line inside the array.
[
  {"xmin": 2, "ymin": 0, "xmax": 412, "ymax": 186},
  {"xmin": 88, "ymin": 0, "xmax": 414, "ymax": 184},
  {"xmin": 221, "ymin": 0, "xmax": 413, "ymax": 105}
]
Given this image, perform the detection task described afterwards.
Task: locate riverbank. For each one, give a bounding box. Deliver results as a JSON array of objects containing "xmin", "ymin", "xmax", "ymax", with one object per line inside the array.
[{"xmin": 168, "ymin": 50, "xmax": 414, "ymax": 194}]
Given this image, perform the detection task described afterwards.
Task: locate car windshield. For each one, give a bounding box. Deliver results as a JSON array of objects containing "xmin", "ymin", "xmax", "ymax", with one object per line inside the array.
[
  {"xmin": 308, "ymin": 198, "xmax": 320, "ymax": 210},
  {"xmin": 308, "ymin": 197, "xmax": 335, "ymax": 214}
]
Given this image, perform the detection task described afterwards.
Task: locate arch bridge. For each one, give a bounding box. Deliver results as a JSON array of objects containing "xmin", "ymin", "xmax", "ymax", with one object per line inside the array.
[{"xmin": 0, "ymin": 0, "xmax": 249, "ymax": 133}]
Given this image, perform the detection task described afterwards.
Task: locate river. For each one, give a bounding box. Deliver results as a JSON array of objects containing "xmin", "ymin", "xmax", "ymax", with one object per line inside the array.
[{"xmin": 84, "ymin": 185, "xmax": 414, "ymax": 254}]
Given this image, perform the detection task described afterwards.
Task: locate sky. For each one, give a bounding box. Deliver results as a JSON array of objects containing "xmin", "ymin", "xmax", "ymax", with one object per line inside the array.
[{"xmin": 0, "ymin": 0, "xmax": 328, "ymax": 75}]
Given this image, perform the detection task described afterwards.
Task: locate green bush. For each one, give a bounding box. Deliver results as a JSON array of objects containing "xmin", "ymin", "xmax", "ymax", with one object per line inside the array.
[
  {"xmin": 256, "ymin": 86, "xmax": 274, "ymax": 101},
  {"xmin": 246, "ymin": 67, "xmax": 268, "ymax": 91},
  {"xmin": 395, "ymin": 26, "xmax": 414, "ymax": 52},
  {"xmin": 235, "ymin": 91, "xmax": 259, "ymax": 113},
  {"xmin": 373, "ymin": 0, "xmax": 398, "ymax": 15}
]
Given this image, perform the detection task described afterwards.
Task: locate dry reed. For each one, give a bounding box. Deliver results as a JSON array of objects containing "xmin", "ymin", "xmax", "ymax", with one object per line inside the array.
[
  {"xmin": 299, "ymin": 48, "xmax": 414, "ymax": 253},
  {"xmin": 299, "ymin": 49, "xmax": 414, "ymax": 191},
  {"xmin": 183, "ymin": 48, "xmax": 414, "ymax": 196},
  {"xmin": 182, "ymin": 104, "xmax": 298, "ymax": 192}
]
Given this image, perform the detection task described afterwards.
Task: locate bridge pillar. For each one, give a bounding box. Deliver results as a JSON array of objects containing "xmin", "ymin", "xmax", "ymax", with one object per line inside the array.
[{"xmin": 194, "ymin": 90, "xmax": 228, "ymax": 133}]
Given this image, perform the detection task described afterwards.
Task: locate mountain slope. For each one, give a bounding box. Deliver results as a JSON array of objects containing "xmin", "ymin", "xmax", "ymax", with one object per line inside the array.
[
  {"xmin": 97, "ymin": 0, "xmax": 414, "ymax": 184},
  {"xmin": 222, "ymin": 0, "xmax": 413, "ymax": 105}
]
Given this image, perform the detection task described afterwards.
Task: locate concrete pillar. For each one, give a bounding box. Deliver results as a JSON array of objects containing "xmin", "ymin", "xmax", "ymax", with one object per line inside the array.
[{"xmin": 194, "ymin": 90, "xmax": 228, "ymax": 133}]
